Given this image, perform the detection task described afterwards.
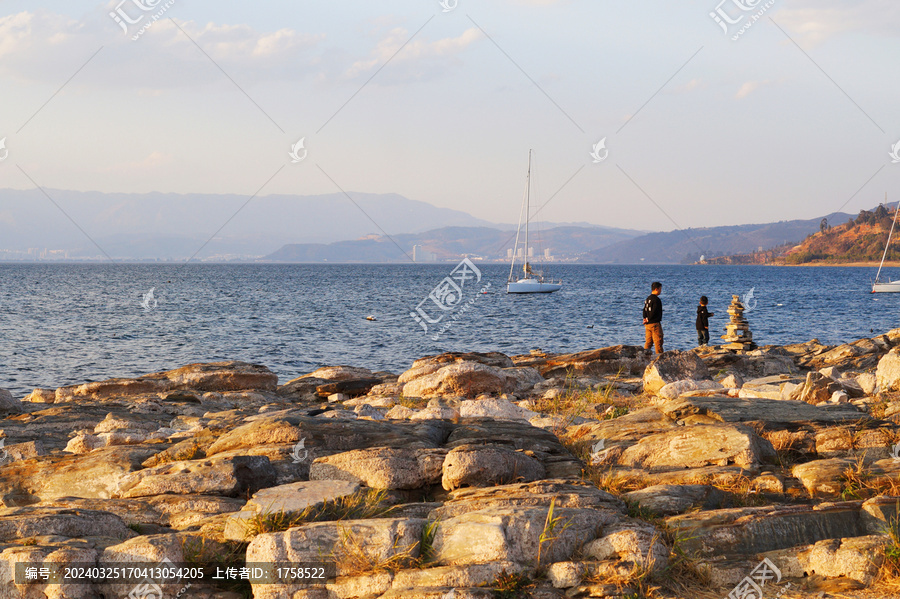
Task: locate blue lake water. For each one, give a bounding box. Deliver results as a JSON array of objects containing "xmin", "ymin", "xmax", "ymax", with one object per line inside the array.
[{"xmin": 1, "ymin": 263, "xmax": 899, "ymax": 397}]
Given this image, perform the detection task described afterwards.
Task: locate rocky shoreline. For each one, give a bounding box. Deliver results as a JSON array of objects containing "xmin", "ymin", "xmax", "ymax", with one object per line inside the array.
[{"xmin": 3, "ymin": 331, "xmax": 900, "ymax": 598}]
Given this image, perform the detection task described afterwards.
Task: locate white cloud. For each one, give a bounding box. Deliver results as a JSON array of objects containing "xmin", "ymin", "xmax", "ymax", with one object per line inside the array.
[{"xmin": 774, "ymin": 1, "xmax": 900, "ymax": 44}]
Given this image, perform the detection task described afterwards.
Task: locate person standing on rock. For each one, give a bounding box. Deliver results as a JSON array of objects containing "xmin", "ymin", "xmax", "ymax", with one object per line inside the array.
[
  {"xmin": 696, "ymin": 295, "xmax": 714, "ymax": 347},
  {"xmin": 642, "ymin": 281, "xmax": 663, "ymax": 354}
]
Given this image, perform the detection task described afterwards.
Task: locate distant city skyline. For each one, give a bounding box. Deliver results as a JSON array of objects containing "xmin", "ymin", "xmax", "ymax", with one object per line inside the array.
[{"xmin": 1, "ymin": 0, "xmax": 899, "ymax": 241}]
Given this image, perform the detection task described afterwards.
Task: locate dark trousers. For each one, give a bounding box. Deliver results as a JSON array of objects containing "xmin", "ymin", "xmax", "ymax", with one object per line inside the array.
[{"xmin": 697, "ymin": 328, "xmax": 710, "ymax": 346}]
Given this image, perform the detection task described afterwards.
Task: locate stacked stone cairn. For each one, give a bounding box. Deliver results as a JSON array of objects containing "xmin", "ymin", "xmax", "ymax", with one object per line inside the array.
[{"xmin": 720, "ymin": 293, "xmax": 757, "ymax": 350}]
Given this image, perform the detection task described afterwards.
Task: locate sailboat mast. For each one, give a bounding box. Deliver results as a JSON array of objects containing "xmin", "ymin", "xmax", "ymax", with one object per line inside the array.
[
  {"xmin": 875, "ymin": 192, "xmax": 896, "ymax": 286},
  {"xmin": 524, "ymin": 150, "xmax": 531, "ymax": 275}
]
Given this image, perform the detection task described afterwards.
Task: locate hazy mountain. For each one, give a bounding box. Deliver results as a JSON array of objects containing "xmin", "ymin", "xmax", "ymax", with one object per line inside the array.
[
  {"xmin": 264, "ymin": 225, "xmax": 645, "ymax": 262},
  {"xmin": 583, "ymin": 211, "xmax": 856, "ymax": 265},
  {"xmin": 0, "ymin": 189, "xmax": 501, "ymax": 260}
]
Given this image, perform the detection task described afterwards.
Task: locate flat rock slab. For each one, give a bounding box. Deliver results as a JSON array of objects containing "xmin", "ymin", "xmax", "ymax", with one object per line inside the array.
[
  {"xmin": 643, "ymin": 351, "xmax": 710, "ymax": 395},
  {"xmin": 659, "ymin": 396, "xmax": 867, "ymax": 426},
  {"xmin": 622, "ymin": 484, "xmax": 725, "ymax": 516},
  {"xmin": 617, "ymin": 423, "xmax": 775, "ymax": 470},
  {"xmin": 666, "ymin": 503, "xmax": 869, "ymax": 557},
  {"xmin": 429, "ymin": 480, "xmax": 624, "ymax": 520},
  {"xmin": 114, "ymin": 455, "xmax": 277, "ymax": 498},
  {"xmin": 441, "ymin": 446, "xmax": 545, "ymax": 491},
  {"xmin": 511, "ymin": 345, "xmax": 650, "ymax": 378},
  {"xmin": 0, "ymin": 506, "xmax": 136, "ymax": 541},
  {"xmin": 310, "ymin": 448, "xmax": 445, "ymax": 490},
  {"xmin": 567, "ymin": 408, "xmax": 676, "ymax": 447},
  {"xmin": 792, "ymin": 458, "xmax": 900, "ymax": 497}
]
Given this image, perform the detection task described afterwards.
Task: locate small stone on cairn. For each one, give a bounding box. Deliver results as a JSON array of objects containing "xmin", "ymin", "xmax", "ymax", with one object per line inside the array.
[{"xmin": 721, "ymin": 294, "xmax": 757, "ymax": 350}]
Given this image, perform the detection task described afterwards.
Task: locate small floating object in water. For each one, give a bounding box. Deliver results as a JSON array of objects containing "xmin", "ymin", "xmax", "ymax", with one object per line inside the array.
[
  {"xmin": 587, "ymin": 325, "xmax": 594, "ymax": 329},
  {"xmin": 776, "ymin": 303, "xmax": 783, "ymax": 306},
  {"xmin": 366, "ymin": 315, "xmax": 377, "ymax": 321}
]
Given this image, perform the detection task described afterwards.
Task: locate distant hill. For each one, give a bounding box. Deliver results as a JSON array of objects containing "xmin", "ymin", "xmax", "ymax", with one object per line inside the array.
[
  {"xmin": 777, "ymin": 204, "xmax": 899, "ymax": 264},
  {"xmin": 0, "ymin": 189, "xmax": 500, "ymax": 260},
  {"xmin": 264, "ymin": 225, "xmax": 644, "ymax": 262},
  {"xmin": 581, "ymin": 211, "xmax": 855, "ymax": 265}
]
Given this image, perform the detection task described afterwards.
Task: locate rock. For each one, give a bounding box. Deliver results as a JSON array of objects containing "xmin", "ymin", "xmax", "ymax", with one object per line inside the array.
[
  {"xmin": 790, "ymin": 371, "xmax": 843, "ymax": 405},
  {"xmin": 391, "ymin": 561, "xmax": 525, "ymax": 591},
  {"xmin": 401, "ymin": 353, "xmax": 515, "ymax": 382},
  {"xmin": 385, "ymin": 405, "xmax": 417, "ymax": 420},
  {"xmin": 409, "ymin": 406, "xmax": 459, "ymax": 421},
  {"xmin": 618, "ymin": 423, "xmax": 775, "ymax": 470},
  {"xmin": 458, "ymin": 398, "xmax": 537, "ymax": 421},
  {"xmin": 876, "ymin": 347, "xmax": 900, "ymax": 392},
  {"xmin": 766, "ymin": 535, "xmax": 888, "ymax": 585},
  {"xmin": 719, "ymin": 373, "xmax": 744, "ymax": 389},
  {"xmin": 441, "ymin": 446, "xmax": 546, "ymax": 491},
  {"xmin": 316, "ymin": 378, "xmax": 382, "ymax": 398},
  {"xmin": 327, "ymin": 393, "xmax": 348, "ymax": 403},
  {"xmin": 246, "ymin": 518, "xmax": 425, "ymax": 587},
  {"xmin": 583, "ymin": 518, "xmax": 670, "ymax": 572},
  {"xmin": 792, "ymin": 458, "xmax": 900, "ymax": 496},
  {"xmin": 99, "ymin": 533, "xmax": 186, "ymax": 599},
  {"xmin": 401, "ymin": 363, "xmax": 508, "ymax": 398},
  {"xmin": 0, "ymin": 389, "xmax": 23, "ymax": 413},
  {"xmin": 224, "ymin": 480, "xmax": 362, "ymax": 540},
  {"xmin": 642, "ymin": 351, "xmax": 710, "ymax": 396},
  {"xmin": 0, "ymin": 506, "xmax": 136, "ymax": 541},
  {"xmin": 658, "ymin": 395, "xmax": 866, "ymax": 426},
  {"xmin": 310, "ymin": 448, "xmax": 445, "ymax": 489},
  {"xmin": 738, "ymin": 374, "xmax": 805, "ymax": 400},
  {"xmin": 432, "ymin": 505, "xmax": 607, "ymax": 566},
  {"xmin": 856, "ymin": 372, "xmax": 877, "ymax": 395},
  {"xmin": 0, "ymin": 440, "xmax": 46, "ymax": 461},
  {"xmin": 511, "ymin": 345, "xmax": 651, "ymax": 379},
  {"xmin": 622, "ymin": 484, "xmax": 724, "ymax": 516},
  {"xmin": 819, "ymin": 366, "xmax": 842, "ymax": 379},
  {"xmin": 22, "ymin": 388, "xmax": 56, "ymax": 403},
  {"xmin": 830, "ymin": 390, "xmax": 849, "ymax": 404},
  {"xmin": 501, "ymin": 367, "xmax": 545, "ymax": 395},
  {"xmin": 657, "ymin": 379, "xmax": 724, "ymax": 400},
  {"xmin": 114, "ymin": 455, "xmax": 277, "ymax": 498}
]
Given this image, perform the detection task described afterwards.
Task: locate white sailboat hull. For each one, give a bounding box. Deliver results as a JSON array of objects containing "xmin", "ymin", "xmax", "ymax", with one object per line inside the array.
[
  {"xmin": 872, "ymin": 280, "xmax": 900, "ymax": 293},
  {"xmin": 507, "ymin": 279, "xmax": 562, "ymax": 294}
]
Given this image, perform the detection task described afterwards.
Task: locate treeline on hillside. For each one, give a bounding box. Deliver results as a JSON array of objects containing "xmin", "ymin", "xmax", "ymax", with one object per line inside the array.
[{"xmin": 782, "ymin": 205, "xmax": 898, "ymax": 264}]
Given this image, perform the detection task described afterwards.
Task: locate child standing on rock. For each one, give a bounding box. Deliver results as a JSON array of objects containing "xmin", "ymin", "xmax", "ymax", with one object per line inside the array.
[{"xmin": 696, "ymin": 295, "xmax": 714, "ymax": 346}]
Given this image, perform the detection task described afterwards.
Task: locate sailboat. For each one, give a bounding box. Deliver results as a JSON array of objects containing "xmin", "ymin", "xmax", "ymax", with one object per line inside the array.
[
  {"xmin": 507, "ymin": 150, "xmax": 562, "ymax": 294},
  {"xmin": 872, "ymin": 193, "xmax": 900, "ymax": 293}
]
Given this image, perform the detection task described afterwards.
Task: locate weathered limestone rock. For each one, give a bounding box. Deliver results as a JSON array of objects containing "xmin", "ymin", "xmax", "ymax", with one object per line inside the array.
[
  {"xmin": 622, "ymin": 484, "xmax": 724, "ymax": 516},
  {"xmin": 310, "ymin": 448, "xmax": 445, "ymax": 489},
  {"xmin": 441, "ymin": 446, "xmax": 545, "ymax": 491},
  {"xmin": 22, "ymin": 388, "xmax": 56, "ymax": 403},
  {"xmin": 99, "ymin": 533, "xmax": 186, "ymax": 599},
  {"xmin": 658, "ymin": 395, "xmax": 865, "ymax": 426},
  {"xmin": 876, "ymin": 347, "xmax": 900, "ymax": 392},
  {"xmin": 719, "ymin": 373, "xmax": 744, "ymax": 389},
  {"xmin": 657, "ymin": 379, "xmax": 724, "ymax": 400},
  {"xmin": 431, "ymin": 506, "xmax": 606, "ymax": 566},
  {"xmin": 790, "ymin": 371, "xmax": 844, "ymax": 405},
  {"xmin": 643, "ymin": 351, "xmax": 710, "ymax": 395},
  {"xmin": 114, "ymin": 455, "xmax": 277, "ymax": 498},
  {"xmin": 315, "ymin": 378, "xmax": 382, "ymax": 398},
  {"xmin": 764, "ymin": 535, "xmax": 888, "ymax": 585},
  {"xmin": 391, "ymin": 561, "xmax": 525, "ymax": 591},
  {"xmin": 0, "ymin": 506, "xmax": 136, "ymax": 541},
  {"xmin": 458, "ymin": 398, "xmax": 537, "ymax": 421},
  {"xmin": 792, "ymin": 458, "xmax": 900, "ymax": 496},
  {"xmin": 738, "ymin": 374, "xmax": 805, "ymax": 400},
  {"xmin": 583, "ymin": 518, "xmax": 670, "ymax": 572},
  {"xmin": 0, "ymin": 389, "xmax": 22, "ymax": 414},
  {"xmin": 401, "ymin": 363, "xmax": 508, "ymax": 398},
  {"xmin": 511, "ymin": 345, "xmax": 651, "ymax": 378},
  {"xmin": 618, "ymin": 423, "xmax": 775, "ymax": 470},
  {"xmin": 0, "ymin": 440, "xmax": 46, "ymax": 461},
  {"xmin": 224, "ymin": 480, "xmax": 362, "ymax": 541}
]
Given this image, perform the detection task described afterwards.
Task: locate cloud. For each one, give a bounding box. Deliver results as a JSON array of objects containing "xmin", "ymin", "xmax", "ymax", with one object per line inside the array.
[
  {"xmin": 735, "ymin": 80, "xmax": 769, "ymax": 99},
  {"xmin": 774, "ymin": 1, "xmax": 900, "ymax": 44},
  {"xmin": 99, "ymin": 151, "xmax": 173, "ymax": 174},
  {"xmin": 345, "ymin": 26, "xmax": 483, "ymax": 83}
]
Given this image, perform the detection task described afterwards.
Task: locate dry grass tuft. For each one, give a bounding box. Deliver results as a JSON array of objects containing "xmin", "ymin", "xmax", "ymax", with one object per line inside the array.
[{"xmin": 840, "ymin": 456, "xmax": 900, "ymax": 500}]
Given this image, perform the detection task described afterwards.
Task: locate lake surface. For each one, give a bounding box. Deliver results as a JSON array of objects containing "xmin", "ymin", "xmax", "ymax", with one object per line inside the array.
[{"xmin": 1, "ymin": 263, "xmax": 899, "ymax": 397}]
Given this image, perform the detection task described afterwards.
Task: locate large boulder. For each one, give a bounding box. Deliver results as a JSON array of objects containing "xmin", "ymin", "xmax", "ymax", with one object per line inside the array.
[
  {"xmin": 0, "ymin": 389, "xmax": 23, "ymax": 414},
  {"xmin": 643, "ymin": 351, "xmax": 710, "ymax": 395},
  {"xmin": 113, "ymin": 455, "xmax": 277, "ymax": 498},
  {"xmin": 618, "ymin": 423, "xmax": 775, "ymax": 470},
  {"xmin": 309, "ymin": 448, "xmax": 445, "ymax": 489},
  {"xmin": 441, "ymin": 446, "xmax": 545, "ymax": 491},
  {"xmin": 400, "ymin": 353, "xmax": 515, "ymax": 384},
  {"xmin": 458, "ymin": 398, "xmax": 537, "ymax": 421},
  {"xmin": 876, "ymin": 347, "xmax": 900, "ymax": 392},
  {"xmin": 99, "ymin": 533, "xmax": 186, "ymax": 599},
  {"xmin": 582, "ymin": 518, "xmax": 670, "ymax": 573},
  {"xmin": 401, "ymin": 363, "xmax": 508, "ymax": 398},
  {"xmin": 0, "ymin": 506, "xmax": 136, "ymax": 541}
]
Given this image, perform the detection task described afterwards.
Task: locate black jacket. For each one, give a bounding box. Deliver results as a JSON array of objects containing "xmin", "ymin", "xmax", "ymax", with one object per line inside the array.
[
  {"xmin": 643, "ymin": 294, "xmax": 662, "ymax": 324},
  {"xmin": 696, "ymin": 305, "xmax": 714, "ymax": 330}
]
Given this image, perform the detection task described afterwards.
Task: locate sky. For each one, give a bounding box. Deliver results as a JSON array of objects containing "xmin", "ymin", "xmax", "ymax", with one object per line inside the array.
[{"xmin": 1, "ymin": 0, "xmax": 900, "ymax": 235}]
